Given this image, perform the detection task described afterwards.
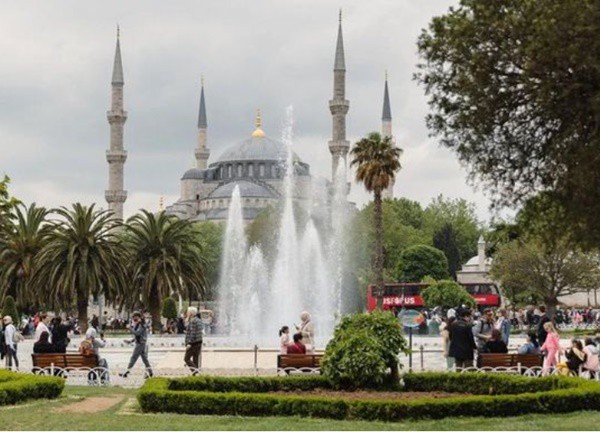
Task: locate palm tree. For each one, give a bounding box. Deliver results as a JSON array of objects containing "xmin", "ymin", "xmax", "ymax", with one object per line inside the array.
[
  {"xmin": 125, "ymin": 210, "xmax": 207, "ymax": 332},
  {"xmin": 350, "ymin": 132, "xmax": 402, "ymax": 309},
  {"xmin": 0, "ymin": 203, "xmax": 50, "ymax": 307},
  {"xmin": 31, "ymin": 203, "xmax": 128, "ymax": 332}
]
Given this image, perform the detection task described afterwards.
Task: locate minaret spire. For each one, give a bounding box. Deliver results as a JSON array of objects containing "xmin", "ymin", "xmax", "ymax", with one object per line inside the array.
[
  {"xmin": 381, "ymin": 72, "xmax": 395, "ymax": 199},
  {"xmin": 105, "ymin": 26, "xmax": 128, "ymax": 219},
  {"xmin": 195, "ymin": 76, "xmax": 210, "ymax": 169},
  {"xmin": 328, "ymin": 11, "xmax": 350, "ymax": 183}
]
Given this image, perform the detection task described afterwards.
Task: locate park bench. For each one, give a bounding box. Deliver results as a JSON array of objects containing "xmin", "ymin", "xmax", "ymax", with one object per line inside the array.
[
  {"xmin": 31, "ymin": 353, "xmax": 106, "ymax": 384},
  {"xmin": 477, "ymin": 353, "xmax": 544, "ymax": 372},
  {"xmin": 277, "ymin": 354, "xmax": 323, "ymax": 374}
]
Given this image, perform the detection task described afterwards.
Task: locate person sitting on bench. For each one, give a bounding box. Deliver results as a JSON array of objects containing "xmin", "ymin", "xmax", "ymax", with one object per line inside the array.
[
  {"xmin": 286, "ymin": 333, "xmax": 306, "ymax": 354},
  {"xmin": 482, "ymin": 329, "xmax": 508, "ymax": 354},
  {"xmin": 33, "ymin": 331, "xmax": 56, "ymax": 354}
]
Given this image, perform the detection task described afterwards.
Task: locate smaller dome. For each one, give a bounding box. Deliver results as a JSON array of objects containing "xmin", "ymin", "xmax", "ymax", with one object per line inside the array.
[
  {"xmin": 465, "ymin": 256, "xmax": 493, "ymax": 267},
  {"xmin": 181, "ymin": 168, "xmax": 205, "ymax": 180},
  {"xmin": 207, "ymin": 180, "xmax": 277, "ymax": 199}
]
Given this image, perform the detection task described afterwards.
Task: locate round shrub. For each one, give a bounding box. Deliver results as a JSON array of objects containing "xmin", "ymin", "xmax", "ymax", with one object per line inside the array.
[
  {"xmin": 421, "ymin": 279, "xmax": 476, "ymax": 309},
  {"xmin": 397, "ymin": 244, "xmax": 449, "ymax": 282},
  {"xmin": 322, "ymin": 310, "xmax": 408, "ymax": 389},
  {"xmin": 2, "ymin": 295, "xmax": 19, "ymax": 324},
  {"xmin": 161, "ymin": 297, "xmax": 178, "ymax": 321}
]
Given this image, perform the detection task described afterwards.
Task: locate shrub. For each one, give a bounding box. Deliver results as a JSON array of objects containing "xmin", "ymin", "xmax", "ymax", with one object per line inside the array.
[
  {"xmin": 321, "ymin": 311, "xmax": 408, "ymax": 389},
  {"xmin": 167, "ymin": 375, "xmax": 332, "ymax": 393},
  {"xmin": 161, "ymin": 297, "xmax": 178, "ymax": 321},
  {"xmin": 0, "ymin": 370, "xmax": 64, "ymax": 406},
  {"xmin": 2, "ymin": 295, "xmax": 19, "ymax": 324},
  {"xmin": 420, "ymin": 280, "xmax": 476, "ymax": 309},
  {"xmin": 397, "ymin": 244, "xmax": 449, "ymax": 282}
]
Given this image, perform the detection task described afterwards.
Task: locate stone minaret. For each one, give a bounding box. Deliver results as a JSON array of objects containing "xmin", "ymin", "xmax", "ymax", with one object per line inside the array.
[
  {"xmin": 381, "ymin": 73, "xmax": 395, "ymax": 199},
  {"xmin": 195, "ymin": 77, "xmax": 210, "ymax": 169},
  {"xmin": 105, "ymin": 27, "xmax": 127, "ymax": 219},
  {"xmin": 328, "ymin": 10, "xmax": 350, "ymax": 181}
]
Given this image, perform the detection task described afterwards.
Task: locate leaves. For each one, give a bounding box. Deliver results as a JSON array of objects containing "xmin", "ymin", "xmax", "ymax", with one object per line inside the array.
[
  {"xmin": 397, "ymin": 245, "xmax": 449, "ymax": 282},
  {"xmin": 421, "ymin": 279, "xmax": 476, "ymax": 309}
]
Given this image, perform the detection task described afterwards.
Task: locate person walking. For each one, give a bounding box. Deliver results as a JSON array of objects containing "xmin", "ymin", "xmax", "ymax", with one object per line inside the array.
[
  {"xmin": 473, "ymin": 308, "xmax": 494, "ymax": 351},
  {"xmin": 449, "ymin": 309, "xmax": 477, "ymax": 369},
  {"xmin": 440, "ymin": 317, "xmax": 455, "ymax": 370},
  {"xmin": 184, "ymin": 307, "xmax": 203, "ymax": 374},
  {"xmin": 540, "ymin": 321, "xmax": 561, "ymax": 374},
  {"xmin": 3, "ymin": 316, "xmax": 20, "ymax": 370},
  {"xmin": 119, "ymin": 312, "xmax": 153, "ymax": 379}
]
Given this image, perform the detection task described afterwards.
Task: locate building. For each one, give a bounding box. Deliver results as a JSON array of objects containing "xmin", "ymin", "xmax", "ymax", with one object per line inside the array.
[{"xmin": 456, "ymin": 236, "xmax": 493, "ymax": 284}]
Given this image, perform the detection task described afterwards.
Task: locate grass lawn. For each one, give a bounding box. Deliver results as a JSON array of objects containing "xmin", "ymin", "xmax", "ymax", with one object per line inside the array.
[{"xmin": 1, "ymin": 385, "xmax": 599, "ymax": 431}]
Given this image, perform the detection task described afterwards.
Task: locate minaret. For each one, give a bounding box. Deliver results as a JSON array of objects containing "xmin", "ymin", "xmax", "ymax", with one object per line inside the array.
[
  {"xmin": 105, "ymin": 26, "xmax": 127, "ymax": 219},
  {"xmin": 328, "ymin": 10, "xmax": 350, "ymax": 181},
  {"xmin": 195, "ymin": 76, "xmax": 210, "ymax": 170},
  {"xmin": 381, "ymin": 72, "xmax": 395, "ymax": 199}
]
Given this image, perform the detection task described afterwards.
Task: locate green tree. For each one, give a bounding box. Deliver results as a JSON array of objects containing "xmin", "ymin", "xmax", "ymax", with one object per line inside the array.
[
  {"xmin": 433, "ymin": 223, "xmax": 461, "ymax": 280},
  {"xmin": 2, "ymin": 295, "xmax": 19, "ymax": 323},
  {"xmin": 397, "ymin": 244, "xmax": 449, "ymax": 282},
  {"xmin": 31, "ymin": 204, "xmax": 128, "ymax": 332},
  {"xmin": 350, "ymin": 132, "xmax": 402, "ymax": 308},
  {"xmin": 0, "ymin": 204, "xmax": 50, "ymax": 307},
  {"xmin": 161, "ymin": 296, "xmax": 178, "ymax": 321},
  {"xmin": 416, "ymin": 0, "xmax": 600, "ymax": 247},
  {"xmin": 0, "ymin": 176, "xmax": 20, "ymax": 247},
  {"xmin": 125, "ymin": 210, "xmax": 207, "ymax": 332},
  {"xmin": 421, "ymin": 279, "xmax": 475, "ymax": 310},
  {"xmin": 192, "ymin": 222, "xmax": 224, "ymax": 299}
]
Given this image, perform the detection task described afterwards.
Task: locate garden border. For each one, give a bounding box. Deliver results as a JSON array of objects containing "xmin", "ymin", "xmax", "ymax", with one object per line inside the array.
[
  {"xmin": 137, "ymin": 372, "xmax": 600, "ymax": 422},
  {"xmin": 0, "ymin": 370, "xmax": 64, "ymax": 406}
]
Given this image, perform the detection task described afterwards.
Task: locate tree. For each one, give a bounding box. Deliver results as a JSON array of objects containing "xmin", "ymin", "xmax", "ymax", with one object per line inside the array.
[
  {"xmin": 0, "ymin": 176, "xmax": 20, "ymax": 247},
  {"xmin": 490, "ymin": 239, "xmax": 600, "ymax": 318},
  {"xmin": 192, "ymin": 222, "xmax": 224, "ymax": 300},
  {"xmin": 31, "ymin": 204, "xmax": 128, "ymax": 332},
  {"xmin": 416, "ymin": 0, "xmax": 600, "ymax": 247},
  {"xmin": 350, "ymin": 132, "xmax": 402, "ymax": 308},
  {"xmin": 433, "ymin": 223, "xmax": 461, "ymax": 280},
  {"xmin": 397, "ymin": 244, "xmax": 449, "ymax": 283},
  {"xmin": 0, "ymin": 204, "xmax": 50, "ymax": 307},
  {"xmin": 161, "ymin": 296, "xmax": 178, "ymax": 321},
  {"xmin": 125, "ymin": 210, "xmax": 207, "ymax": 332},
  {"xmin": 421, "ymin": 279, "xmax": 475, "ymax": 310},
  {"xmin": 2, "ymin": 295, "xmax": 19, "ymax": 323}
]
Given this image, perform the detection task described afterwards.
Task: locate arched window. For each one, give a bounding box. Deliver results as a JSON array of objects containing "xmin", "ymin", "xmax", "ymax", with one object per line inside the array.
[
  {"xmin": 219, "ymin": 166, "xmax": 224, "ymax": 179},
  {"xmin": 227, "ymin": 165, "xmax": 233, "ymax": 178},
  {"xmin": 259, "ymin": 163, "xmax": 265, "ymax": 177},
  {"xmin": 237, "ymin": 164, "xmax": 243, "ymax": 177},
  {"xmin": 248, "ymin": 164, "xmax": 254, "ymax": 177}
]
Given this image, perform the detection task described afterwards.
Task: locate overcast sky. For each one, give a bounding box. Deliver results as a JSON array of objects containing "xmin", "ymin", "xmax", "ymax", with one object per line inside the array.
[{"xmin": 0, "ymin": 0, "xmax": 504, "ymax": 224}]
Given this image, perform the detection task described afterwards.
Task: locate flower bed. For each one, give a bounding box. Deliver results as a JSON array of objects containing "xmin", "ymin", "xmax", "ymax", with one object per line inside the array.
[
  {"xmin": 137, "ymin": 373, "xmax": 600, "ymax": 422},
  {"xmin": 0, "ymin": 370, "xmax": 64, "ymax": 406}
]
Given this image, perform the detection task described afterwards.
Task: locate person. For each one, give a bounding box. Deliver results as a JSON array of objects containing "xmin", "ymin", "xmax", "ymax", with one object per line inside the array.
[
  {"xmin": 119, "ymin": 312, "xmax": 153, "ymax": 378},
  {"xmin": 90, "ymin": 315, "xmax": 99, "ymax": 331},
  {"xmin": 3, "ymin": 316, "xmax": 20, "ymax": 370},
  {"xmin": 556, "ymin": 339, "xmax": 586, "ymax": 376},
  {"xmin": 286, "ymin": 333, "xmax": 306, "ymax": 354},
  {"xmin": 33, "ymin": 331, "xmax": 57, "ymax": 354},
  {"xmin": 537, "ymin": 305, "xmax": 551, "ymax": 346},
  {"xmin": 482, "ymin": 329, "xmax": 508, "ymax": 353},
  {"xmin": 495, "ymin": 308, "xmax": 511, "ymax": 345},
  {"xmin": 176, "ymin": 315, "xmax": 186, "ymax": 334},
  {"xmin": 0, "ymin": 315, "xmax": 5, "ymax": 362},
  {"xmin": 279, "ymin": 326, "xmax": 291, "ymax": 354},
  {"xmin": 51, "ymin": 316, "xmax": 73, "ymax": 353},
  {"xmin": 440, "ymin": 317, "xmax": 455, "ymax": 370},
  {"xmin": 540, "ymin": 321, "xmax": 561, "ymax": 374},
  {"xmin": 582, "ymin": 337, "xmax": 599, "ymax": 377},
  {"xmin": 448, "ymin": 309, "xmax": 477, "ymax": 369},
  {"xmin": 296, "ymin": 311, "xmax": 314, "ymax": 352},
  {"xmin": 34, "ymin": 312, "xmax": 50, "ymax": 343},
  {"xmin": 518, "ymin": 331, "xmax": 540, "ymax": 355},
  {"xmin": 184, "ymin": 307, "xmax": 203, "ymax": 374},
  {"xmin": 473, "ymin": 308, "xmax": 494, "ymax": 351}
]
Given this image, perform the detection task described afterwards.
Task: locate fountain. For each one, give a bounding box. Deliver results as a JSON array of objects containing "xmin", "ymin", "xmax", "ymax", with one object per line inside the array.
[{"xmin": 217, "ymin": 106, "xmax": 350, "ymax": 347}]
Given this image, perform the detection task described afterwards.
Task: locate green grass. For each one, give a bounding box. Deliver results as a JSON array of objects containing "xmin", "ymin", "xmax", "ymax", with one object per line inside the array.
[{"xmin": 0, "ymin": 385, "xmax": 599, "ymax": 430}]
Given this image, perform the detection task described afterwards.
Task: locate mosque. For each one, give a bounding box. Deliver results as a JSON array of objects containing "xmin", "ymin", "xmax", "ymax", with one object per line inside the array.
[{"xmin": 104, "ymin": 15, "xmax": 396, "ymax": 223}]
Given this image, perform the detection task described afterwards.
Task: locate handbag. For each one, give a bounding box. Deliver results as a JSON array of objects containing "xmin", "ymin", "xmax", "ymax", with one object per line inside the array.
[{"xmin": 12, "ymin": 330, "xmax": 24, "ymax": 344}]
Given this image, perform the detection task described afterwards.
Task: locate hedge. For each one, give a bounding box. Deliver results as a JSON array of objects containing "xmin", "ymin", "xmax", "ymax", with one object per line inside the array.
[
  {"xmin": 0, "ymin": 370, "xmax": 64, "ymax": 406},
  {"xmin": 167, "ymin": 375, "xmax": 333, "ymax": 393},
  {"xmin": 138, "ymin": 372, "xmax": 600, "ymax": 422}
]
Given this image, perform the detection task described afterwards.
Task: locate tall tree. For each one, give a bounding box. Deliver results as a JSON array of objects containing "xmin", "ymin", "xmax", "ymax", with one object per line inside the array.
[
  {"xmin": 397, "ymin": 244, "xmax": 449, "ymax": 283},
  {"xmin": 0, "ymin": 204, "xmax": 50, "ymax": 307},
  {"xmin": 0, "ymin": 176, "xmax": 20, "ymax": 247},
  {"xmin": 433, "ymin": 223, "xmax": 461, "ymax": 280},
  {"xmin": 350, "ymin": 132, "xmax": 402, "ymax": 308},
  {"xmin": 125, "ymin": 210, "xmax": 207, "ymax": 332},
  {"xmin": 31, "ymin": 204, "xmax": 128, "ymax": 332},
  {"xmin": 416, "ymin": 0, "xmax": 600, "ymax": 247}
]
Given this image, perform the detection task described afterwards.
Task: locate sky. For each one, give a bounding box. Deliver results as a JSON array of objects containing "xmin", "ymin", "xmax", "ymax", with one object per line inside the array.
[{"xmin": 0, "ymin": 0, "xmax": 504, "ymax": 224}]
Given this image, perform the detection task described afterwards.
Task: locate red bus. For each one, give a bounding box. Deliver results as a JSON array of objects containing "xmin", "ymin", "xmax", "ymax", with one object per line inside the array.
[{"xmin": 366, "ymin": 282, "xmax": 501, "ymax": 312}]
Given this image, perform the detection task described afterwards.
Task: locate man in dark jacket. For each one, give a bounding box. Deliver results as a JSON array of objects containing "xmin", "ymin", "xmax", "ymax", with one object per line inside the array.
[
  {"xmin": 184, "ymin": 307, "xmax": 203, "ymax": 374},
  {"xmin": 537, "ymin": 305, "xmax": 551, "ymax": 346},
  {"xmin": 449, "ymin": 309, "xmax": 477, "ymax": 369}
]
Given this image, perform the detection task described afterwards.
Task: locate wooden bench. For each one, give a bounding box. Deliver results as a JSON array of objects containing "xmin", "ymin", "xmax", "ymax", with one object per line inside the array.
[
  {"xmin": 277, "ymin": 354, "xmax": 323, "ymax": 374},
  {"xmin": 32, "ymin": 353, "xmax": 99, "ymax": 370},
  {"xmin": 477, "ymin": 353, "xmax": 544, "ymax": 371}
]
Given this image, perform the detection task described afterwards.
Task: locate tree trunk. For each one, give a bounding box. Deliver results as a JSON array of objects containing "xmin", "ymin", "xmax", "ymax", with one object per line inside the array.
[
  {"xmin": 77, "ymin": 291, "xmax": 88, "ymax": 334},
  {"xmin": 546, "ymin": 297, "xmax": 558, "ymax": 322},
  {"xmin": 149, "ymin": 286, "xmax": 162, "ymax": 333},
  {"xmin": 373, "ymin": 189, "xmax": 384, "ymax": 310}
]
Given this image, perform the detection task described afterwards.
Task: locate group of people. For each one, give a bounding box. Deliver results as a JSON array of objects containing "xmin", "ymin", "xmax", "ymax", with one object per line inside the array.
[{"xmin": 279, "ymin": 312, "xmax": 315, "ymax": 355}]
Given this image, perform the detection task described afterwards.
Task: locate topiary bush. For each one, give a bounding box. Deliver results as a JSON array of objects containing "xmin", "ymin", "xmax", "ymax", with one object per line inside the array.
[
  {"xmin": 161, "ymin": 297, "xmax": 178, "ymax": 321},
  {"xmin": 397, "ymin": 244, "xmax": 449, "ymax": 282},
  {"xmin": 2, "ymin": 295, "xmax": 19, "ymax": 324},
  {"xmin": 321, "ymin": 310, "xmax": 408, "ymax": 389},
  {"xmin": 420, "ymin": 279, "xmax": 476, "ymax": 309},
  {"xmin": 0, "ymin": 370, "xmax": 64, "ymax": 406}
]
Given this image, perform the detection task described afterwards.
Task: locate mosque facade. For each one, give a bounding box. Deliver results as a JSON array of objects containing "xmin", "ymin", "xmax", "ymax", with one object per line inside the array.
[{"xmin": 105, "ymin": 16, "xmax": 397, "ymax": 223}]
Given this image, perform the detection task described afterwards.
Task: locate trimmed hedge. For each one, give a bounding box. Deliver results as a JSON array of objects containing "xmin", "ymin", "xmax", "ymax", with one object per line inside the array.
[
  {"xmin": 167, "ymin": 375, "xmax": 332, "ymax": 393},
  {"xmin": 138, "ymin": 372, "xmax": 600, "ymax": 422},
  {"xmin": 0, "ymin": 370, "xmax": 64, "ymax": 406}
]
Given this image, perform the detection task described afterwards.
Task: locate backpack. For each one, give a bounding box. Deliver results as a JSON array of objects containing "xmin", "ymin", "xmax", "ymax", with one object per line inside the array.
[{"xmin": 79, "ymin": 339, "xmax": 95, "ymax": 356}]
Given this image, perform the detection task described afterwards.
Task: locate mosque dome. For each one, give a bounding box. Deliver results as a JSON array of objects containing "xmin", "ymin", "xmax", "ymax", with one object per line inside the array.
[
  {"xmin": 181, "ymin": 168, "xmax": 205, "ymax": 180},
  {"xmin": 208, "ymin": 180, "xmax": 277, "ymax": 199},
  {"xmin": 216, "ymin": 135, "xmax": 303, "ymax": 165}
]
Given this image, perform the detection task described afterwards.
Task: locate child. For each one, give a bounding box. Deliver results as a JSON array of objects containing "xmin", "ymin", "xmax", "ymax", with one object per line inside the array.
[{"xmin": 279, "ymin": 326, "xmax": 290, "ymax": 354}]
